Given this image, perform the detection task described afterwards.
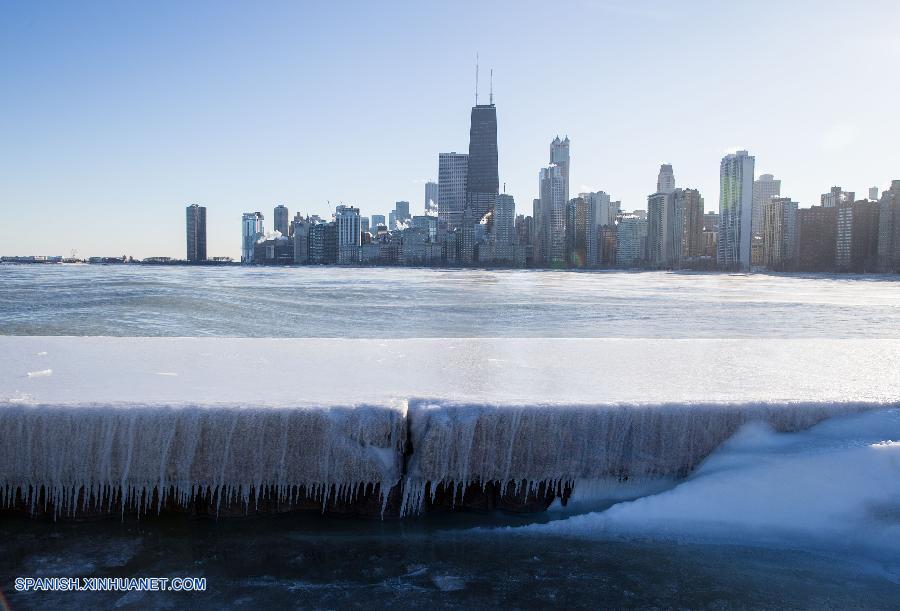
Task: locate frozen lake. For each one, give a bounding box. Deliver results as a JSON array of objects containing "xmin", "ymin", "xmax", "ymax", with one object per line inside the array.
[
  {"xmin": 2, "ymin": 264, "xmax": 900, "ymax": 337},
  {"xmin": 2, "ymin": 265, "xmax": 899, "ymax": 608}
]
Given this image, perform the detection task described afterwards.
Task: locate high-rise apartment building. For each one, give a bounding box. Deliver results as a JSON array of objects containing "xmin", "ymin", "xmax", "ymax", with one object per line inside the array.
[
  {"xmin": 616, "ymin": 215, "xmax": 648, "ymax": 267},
  {"xmin": 679, "ymin": 189, "xmax": 704, "ymax": 264},
  {"xmin": 798, "ymin": 206, "xmax": 837, "ymax": 271},
  {"xmin": 717, "ymin": 150, "xmax": 755, "ymax": 270},
  {"xmin": 566, "ymin": 196, "xmax": 597, "ymax": 267},
  {"xmin": 438, "ymin": 152, "xmax": 468, "ymax": 230},
  {"xmin": 335, "ymin": 205, "xmax": 361, "ymax": 264},
  {"xmin": 762, "ymin": 197, "xmax": 798, "ymax": 271},
  {"xmin": 274, "ymin": 204, "xmax": 290, "ymax": 236},
  {"xmin": 869, "ymin": 186, "xmax": 880, "ymax": 201},
  {"xmin": 646, "ymin": 191, "xmax": 674, "ymax": 268},
  {"xmin": 550, "ymin": 136, "xmax": 571, "ymax": 202},
  {"xmin": 836, "ymin": 200, "xmax": 880, "ymax": 272},
  {"xmin": 185, "ymin": 204, "xmax": 207, "ymax": 262},
  {"xmin": 241, "ymin": 212, "xmax": 265, "ymax": 263},
  {"xmin": 877, "ymin": 181, "xmax": 900, "ymax": 272}
]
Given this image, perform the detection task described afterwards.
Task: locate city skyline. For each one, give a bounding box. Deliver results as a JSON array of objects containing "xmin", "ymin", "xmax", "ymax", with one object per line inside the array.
[{"xmin": 2, "ymin": 1, "xmax": 900, "ymax": 259}]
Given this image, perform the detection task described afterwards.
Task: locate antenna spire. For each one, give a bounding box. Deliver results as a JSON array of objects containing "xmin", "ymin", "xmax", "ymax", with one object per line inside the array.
[
  {"xmin": 475, "ymin": 53, "xmax": 479, "ymax": 105},
  {"xmin": 490, "ymin": 68, "xmax": 493, "ymax": 105}
]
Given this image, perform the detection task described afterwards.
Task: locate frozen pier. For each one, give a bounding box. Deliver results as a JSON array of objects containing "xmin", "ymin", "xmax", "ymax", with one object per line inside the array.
[{"xmin": 2, "ymin": 337, "xmax": 899, "ymax": 518}]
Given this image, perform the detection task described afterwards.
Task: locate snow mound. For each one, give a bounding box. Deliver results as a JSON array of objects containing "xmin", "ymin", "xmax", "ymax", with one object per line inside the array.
[{"xmin": 520, "ymin": 408, "xmax": 900, "ymax": 554}]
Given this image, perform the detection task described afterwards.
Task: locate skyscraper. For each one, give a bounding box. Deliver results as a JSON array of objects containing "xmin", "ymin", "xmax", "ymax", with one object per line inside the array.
[
  {"xmin": 550, "ymin": 136, "xmax": 571, "ymax": 203},
  {"xmin": 241, "ymin": 211, "xmax": 264, "ymax": 263},
  {"xmin": 657, "ymin": 164, "xmax": 675, "ymax": 194},
  {"xmin": 646, "ymin": 192, "xmax": 673, "ymax": 268},
  {"xmin": 751, "ymin": 174, "xmax": 781, "ymax": 237},
  {"xmin": 679, "ymin": 188, "xmax": 704, "ymax": 264},
  {"xmin": 646, "ymin": 166, "xmax": 680, "ymax": 269},
  {"xmin": 582, "ymin": 191, "xmax": 618, "ymax": 227},
  {"xmin": 335, "ymin": 205, "xmax": 361, "ymax": 264},
  {"xmin": 466, "ymin": 103, "xmax": 499, "ymax": 223},
  {"xmin": 762, "ymin": 197, "xmax": 798, "ymax": 271},
  {"xmin": 493, "ymin": 193, "xmax": 515, "ymax": 244},
  {"xmin": 821, "ymin": 186, "xmax": 855, "ymax": 207},
  {"xmin": 717, "ymin": 150, "xmax": 755, "ymax": 270},
  {"xmin": 798, "ymin": 206, "xmax": 837, "ymax": 271},
  {"xmin": 394, "ymin": 201, "xmax": 410, "ymax": 226},
  {"xmin": 185, "ymin": 204, "xmax": 207, "ymax": 262},
  {"xmin": 424, "ymin": 182, "xmax": 439, "ymax": 216},
  {"xmin": 438, "ymin": 152, "xmax": 468, "ymax": 230},
  {"xmin": 537, "ymin": 164, "xmax": 566, "ymax": 267},
  {"xmin": 877, "ymin": 181, "xmax": 900, "ymax": 272},
  {"xmin": 274, "ymin": 204, "xmax": 290, "ymax": 236},
  {"xmin": 616, "ymin": 215, "xmax": 648, "ymax": 268},
  {"xmin": 566, "ymin": 196, "xmax": 597, "ymax": 267}
]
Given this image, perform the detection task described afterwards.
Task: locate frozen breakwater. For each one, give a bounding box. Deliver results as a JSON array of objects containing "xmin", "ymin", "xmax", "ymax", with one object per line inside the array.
[{"xmin": 2, "ymin": 337, "xmax": 900, "ymax": 519}]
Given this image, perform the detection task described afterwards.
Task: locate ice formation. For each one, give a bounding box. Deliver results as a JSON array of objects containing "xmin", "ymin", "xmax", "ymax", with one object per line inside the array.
[
  {"xmin": 3, "ymin": 398, "xmax": 895, "ymax": 519},
  {"xmin": 2, "ymin": 336, "xmax": 900, "ymax": 519},
  {"xmin": 0, "ymin": 402, "xmax": 406, "ymax": 517},
  {"xmin": 399, "ymin": 400, "xmax": 885, "ymax": 515}
]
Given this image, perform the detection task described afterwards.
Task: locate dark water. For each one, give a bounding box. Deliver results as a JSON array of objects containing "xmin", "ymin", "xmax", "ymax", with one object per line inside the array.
[
  {"xmin": 2, "ymin": 513, "xmax": 898, "ymax": 610},
  {"xmin": 2, "ymin": 264, "xmax": 900, "ymax": 338}
]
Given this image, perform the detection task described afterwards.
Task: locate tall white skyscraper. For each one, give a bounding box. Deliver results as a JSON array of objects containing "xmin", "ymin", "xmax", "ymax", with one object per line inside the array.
[
  {"xmin": 424, "ymin": 181, "xmax": 439, "ymax": 216},
  {"xmin": 657, "ymin": 164, "xmax": 675, "ymax": 194},
  {"xmin": 537, "ymin": 164, "xmax": 566, "ymax": 267},
  {"xmin": 550, "ymin": 136, "xmax": 570, "ymax": 203},
  {"xmin": 438, "ymin": 152, "xmax": 468, "ymax": 230},
  {"xmin": 717, "ymin": 150, "xmax": 755, "ymax": 271},
  {"xmin": 751, "ymin": 174, "xmax": 781, "ymax": 237}
]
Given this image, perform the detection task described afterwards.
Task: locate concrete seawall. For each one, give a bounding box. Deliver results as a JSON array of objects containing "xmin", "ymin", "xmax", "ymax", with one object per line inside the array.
[{"xmin": 2, "ymin": 337, "xmax": 899, "ymax": 519}]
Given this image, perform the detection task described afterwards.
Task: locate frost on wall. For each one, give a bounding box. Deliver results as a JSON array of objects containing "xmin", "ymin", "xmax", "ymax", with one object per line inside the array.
[
  {"xmin": 0, "ymin": 402, "xmax": 406, "ymax": 517},
  {"xmin": 0, "ymin": 399, "xmax": 891, "ymax": 519}
]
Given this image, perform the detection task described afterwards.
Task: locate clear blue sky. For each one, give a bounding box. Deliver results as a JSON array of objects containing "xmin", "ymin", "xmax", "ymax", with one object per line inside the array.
[{"xmin": 2, "ymin": 0, "xmax": 899, "ymax": 259}]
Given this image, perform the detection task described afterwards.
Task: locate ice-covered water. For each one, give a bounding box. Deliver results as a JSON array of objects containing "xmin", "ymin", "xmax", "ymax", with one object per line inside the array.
[
  {"xmin": 2, "ymin": 266, "xmax": 900, "ymax": 607},
  {"xmin": 2, "ymin": 264, "xmax": 900, "ymax": 337}
]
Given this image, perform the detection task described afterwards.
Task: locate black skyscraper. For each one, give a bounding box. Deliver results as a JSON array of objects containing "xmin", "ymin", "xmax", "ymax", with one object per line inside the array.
[
  {"xmin": 465, "ymin": 103, "xmax": 499, "ymax": 223},
  {"xmin": 186, "ymin": 204, "xmax": 207, "ymax": 262}
]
